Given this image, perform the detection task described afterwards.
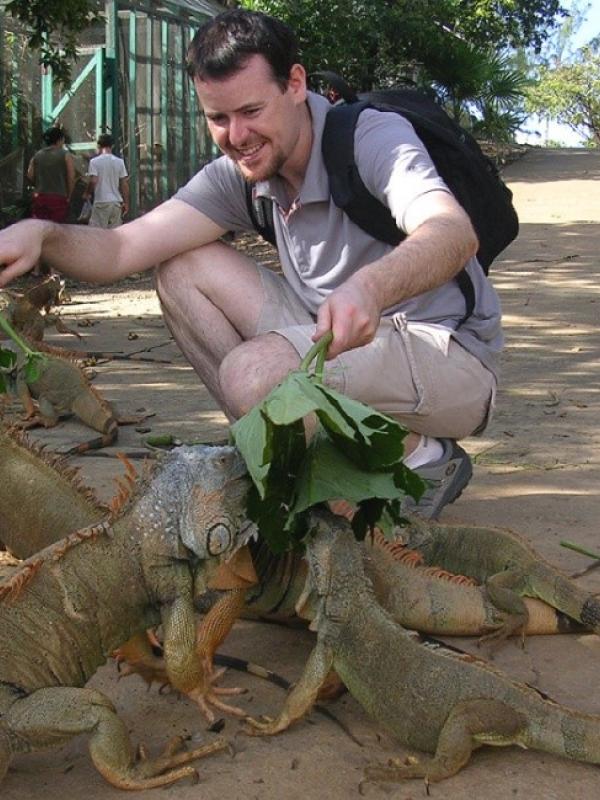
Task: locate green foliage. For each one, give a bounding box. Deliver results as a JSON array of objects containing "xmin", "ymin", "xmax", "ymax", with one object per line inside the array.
[
  {"xmin": 0, "ymin": 311, "xmax": 46, "ymax": 392},
  {"xmin": 526, "ymin": 45, "xmax": 600, "ymax": 145},
  {"xmin": 241, "ymin": 0, "xmax": 563, "ymax": 89},
  {"xmin": 240, "ymin": 0, "xmax": 550, "ymax": 140},
  {"xmin": 440, "ymin": 0, "xmax": 566, "ymax": 54},
  {"xmin": 230, "ymin": 334, "xmax": 425, "ymax": 553},
  {"xmin": 4, "ymin": 0, "xmax": 102, "ymax": 87}
]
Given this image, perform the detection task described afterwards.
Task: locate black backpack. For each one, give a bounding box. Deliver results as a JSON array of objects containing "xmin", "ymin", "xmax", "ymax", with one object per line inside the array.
[{"xmin": 245, "ymin": 76, "xmax": 519, "ymax": 321}]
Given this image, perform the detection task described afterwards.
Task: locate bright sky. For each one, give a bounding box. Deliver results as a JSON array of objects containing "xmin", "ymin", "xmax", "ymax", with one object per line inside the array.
[{"xmin": 518, "ymin": 1, "xmax": 600, "ymax": 146}]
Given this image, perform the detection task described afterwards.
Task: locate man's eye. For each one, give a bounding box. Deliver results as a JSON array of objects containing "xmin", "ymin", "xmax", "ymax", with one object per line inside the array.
[{"xmin": 244, "ymin": 108, "xmax": 260, "ymax": 117}]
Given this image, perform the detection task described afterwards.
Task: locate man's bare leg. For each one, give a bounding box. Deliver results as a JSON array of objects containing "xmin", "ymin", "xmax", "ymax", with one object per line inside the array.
[{"xmin": 155, "ymin": 241, "xmax": 301, "ymax": 420}]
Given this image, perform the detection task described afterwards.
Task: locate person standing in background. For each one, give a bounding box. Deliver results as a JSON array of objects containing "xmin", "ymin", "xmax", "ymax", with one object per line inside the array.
[
  {"xmin": 27, "ymin": 127, "xmax": 75, "ymax": 224},
  {"xmin": 27, "ymin": 126, "xmax": 75, "ymax": 274},
  {"xmin": 86, "ymin": 134, "xmax": 129, "ymax": 228}
]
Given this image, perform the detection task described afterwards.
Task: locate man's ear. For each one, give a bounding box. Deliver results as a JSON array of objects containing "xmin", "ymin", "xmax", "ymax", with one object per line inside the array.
[{"xmin": 287, "ymin": 63, "xmax": 307, "ymax": 103}]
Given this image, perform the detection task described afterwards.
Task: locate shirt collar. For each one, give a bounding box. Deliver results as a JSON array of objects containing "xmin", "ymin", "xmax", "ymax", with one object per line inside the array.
[{"xmin": 253, "ymin": 91, "xmax": 331, "ymax": 206}]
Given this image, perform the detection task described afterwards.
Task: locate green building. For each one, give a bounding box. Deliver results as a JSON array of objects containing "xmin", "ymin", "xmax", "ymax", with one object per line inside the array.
[{"xmin": 0, "ymin": 0, "xmax": 222, "ymax": 221}]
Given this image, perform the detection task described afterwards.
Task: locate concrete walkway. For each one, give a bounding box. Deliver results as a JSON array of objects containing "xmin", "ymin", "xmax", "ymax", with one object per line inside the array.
[{"xmin": 3, "ymin": 147, "xmax": 600, "ymax": 800}]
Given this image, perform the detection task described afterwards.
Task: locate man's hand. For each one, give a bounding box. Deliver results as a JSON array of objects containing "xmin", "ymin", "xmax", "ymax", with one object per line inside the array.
[
  {"xmin": 313, "ymin": 275, "xmax": 381, "ymax": 359},
  {"xmin": 0, "ymin": 220, "xmax": 50, "ymax": 287}
]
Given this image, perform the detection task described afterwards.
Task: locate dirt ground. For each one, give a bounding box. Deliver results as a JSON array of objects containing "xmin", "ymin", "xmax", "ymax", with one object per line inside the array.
[{"xmin": 2, "ymin": 146, "xmax": 600, "ymax": 800}]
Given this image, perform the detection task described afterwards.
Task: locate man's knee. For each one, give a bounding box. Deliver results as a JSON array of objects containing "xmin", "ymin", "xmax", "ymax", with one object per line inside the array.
[
  {"xmin": 219, "ymin": 335, "xmax": 300, "ymax": 418},
  {"xmin": 155, "ymin": 245, "xmax": 212, "ymax": 301}
]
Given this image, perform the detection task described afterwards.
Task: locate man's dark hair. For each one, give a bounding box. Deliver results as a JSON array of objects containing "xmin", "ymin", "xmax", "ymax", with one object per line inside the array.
[
  {"xmin": 42, "ymin": 126, "xmax": 65, "ymax": 146},
  {"xmin": 187, "ymin": 9, "xmax": 298, "ymax": 90},
  {"xmin": 97, "ymin": 133, "xmax": 114, "ymax": 149}
]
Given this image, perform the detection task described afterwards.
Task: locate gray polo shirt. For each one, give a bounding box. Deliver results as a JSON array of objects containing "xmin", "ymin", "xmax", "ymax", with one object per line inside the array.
[{"xmin": 175, "ymin": 92, "xmax": 503, "ymax": 378}]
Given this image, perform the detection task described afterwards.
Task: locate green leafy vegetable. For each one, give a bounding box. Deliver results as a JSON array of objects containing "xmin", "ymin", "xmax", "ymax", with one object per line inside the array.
[
  {"xmin": 231, "ymin": 332, "xmax": 426, "ymax": 552},
  {"xmin": 0, "ymin": 310, "xmax": 46, "ymax": 391}
]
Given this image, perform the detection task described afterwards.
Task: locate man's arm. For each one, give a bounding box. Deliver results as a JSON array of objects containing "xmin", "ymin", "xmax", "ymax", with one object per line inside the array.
[
  {"xmin": 0, "ymin": 199, "xmax": 226, "ymax": 287},
  {"xmin": 84, "ymin": 175, "xmax": 98, "ymax": 199},
  {"xmin": 119, "ymin": 177, "xmax": 130, "ymax": 217},
  {"xmin": 314, "ymin": 191, "xmax": 478, "ymax": 359},
  {"xmin": 65, "ymin": 154, "xmax": 76, "ymax": 199}
]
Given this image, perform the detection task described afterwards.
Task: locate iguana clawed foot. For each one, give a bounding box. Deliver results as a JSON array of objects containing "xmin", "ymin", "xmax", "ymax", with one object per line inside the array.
[
  {"xmin": 186, "ymin": 658, "xmax": 249, "ymax": 723},
  {"xmin": 244, "ymin": 712, "xmax": 290, "ymax": 737},
  {"xmin": 116, "ymin": 734, "xmax": 229, "ymax": 789},
  {"xmin": 114, "ymin": 632, "xmax": 249, "ymax": 723},
  {"xmin": 364, "ymin": 754, "xmax": 435, "ymax": 783}
]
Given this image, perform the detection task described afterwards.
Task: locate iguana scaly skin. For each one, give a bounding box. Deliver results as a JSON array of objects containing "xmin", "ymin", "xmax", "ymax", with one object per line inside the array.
[
  {"xmin": 246, "ymin": 510, "xmax": 600, "ymax": 782},
  {"xmin": 0, "ymin": 425, "xmax": 108, "ymax": 558},
  {"xmin": 236, "ymin": 533, "xmax": 585, "ymax": 639},
  {"xmin": 0, "ymin": 427, "xmax": 580, "ymax": 643},
  {"xmin": 2, "ymin": 422, "xmax": 587, "ymax": 682},
  {"xmin": 0, "ymin": 276, "xmax": 77, "ymax": 342},
  {"xmin": 0, "ymin": 444, "xmax": 254, "ymax": 790},
  {"xmin": 7, "ymin": 346, "xmax": 118, "ymax": 448},
  {"xmin": 399, "ymin": 514, "xmax": 600, "ymax": 638}
]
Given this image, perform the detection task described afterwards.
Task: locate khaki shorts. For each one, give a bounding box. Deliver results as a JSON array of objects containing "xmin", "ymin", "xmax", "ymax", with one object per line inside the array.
[
  {"xmin": 89, "ymin": 202, "xmax": 122, "ymax": 229},
  {"xmin": 256, "ymin": 265, "xmax": 496, "ymax": 439}
]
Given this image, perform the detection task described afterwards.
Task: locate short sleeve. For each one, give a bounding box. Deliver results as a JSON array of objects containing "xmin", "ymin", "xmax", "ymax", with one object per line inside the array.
[
  {"xmin": 174, "ymin": 156, "xmax": 254, "ymax": 232},
  {"xmin": 353, "ymin": 109, "xmax": 451, "ymax": 233}
]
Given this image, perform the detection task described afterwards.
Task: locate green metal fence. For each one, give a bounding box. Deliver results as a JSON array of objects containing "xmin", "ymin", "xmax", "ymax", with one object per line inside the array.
[{"xmin": 1, "ymin": 0, "xmax": 221, "ymax": 221}]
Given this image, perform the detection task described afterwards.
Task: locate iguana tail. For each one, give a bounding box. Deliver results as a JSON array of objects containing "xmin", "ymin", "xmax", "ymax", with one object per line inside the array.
[
  {"xmin": 522, "ymin": 697, "xmax": 600, "ymax": 766},
  {"xmin": 71, "ymin": 384, "xmax": 118, "ymax": 439}
]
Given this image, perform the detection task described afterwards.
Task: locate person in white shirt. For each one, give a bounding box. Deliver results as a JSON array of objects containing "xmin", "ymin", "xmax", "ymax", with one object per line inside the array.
[{"xmin": 85, "ymin": 134, "xmax": 129, "ymax": 228}]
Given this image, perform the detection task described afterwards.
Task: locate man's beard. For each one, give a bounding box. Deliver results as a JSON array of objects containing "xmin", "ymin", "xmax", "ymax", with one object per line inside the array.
[{"xmin": 235, "ymin": 149, "xmax": 286, "ymax": 185}]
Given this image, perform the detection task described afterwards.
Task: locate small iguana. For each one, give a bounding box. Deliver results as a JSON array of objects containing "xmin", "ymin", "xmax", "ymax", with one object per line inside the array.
[
  {"xmin": 246, "ymin": 510, "xmax": 600, "ymax": 783},
  {"xmin": 3, "ymin": 345, "xmax": 119, "ymax": 450},
  {"xmin": 0, "ymin": 275, "xmax": 78, "ymax": 342},
  {"xmin": 0, "ymin": 444, "xmax": 255, "ymax": 790}
]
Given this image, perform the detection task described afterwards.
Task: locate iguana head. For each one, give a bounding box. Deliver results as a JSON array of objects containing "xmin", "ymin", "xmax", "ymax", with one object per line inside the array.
[
  {"xmin": 176, "ymin": 444, "xmax": 254, "ymax": 560},
  {"xmin": 303, "ymin": 509, "xmax": 368, "ymax": 625}
]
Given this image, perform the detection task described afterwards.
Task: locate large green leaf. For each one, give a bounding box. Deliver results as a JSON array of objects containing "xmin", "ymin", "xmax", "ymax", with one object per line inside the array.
[
  {"xmin": 231, "ymin": 333, "xmax": 425, "ymax": 551},
  {"xmin": 292, "ymin": 430, "xmax": 405, "ymax": 515}
]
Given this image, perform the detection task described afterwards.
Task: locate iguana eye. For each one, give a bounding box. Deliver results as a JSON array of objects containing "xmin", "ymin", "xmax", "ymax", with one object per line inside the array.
[{"xmin": 207, "ymin": 523, "xmax": 232, "ymax": 555}]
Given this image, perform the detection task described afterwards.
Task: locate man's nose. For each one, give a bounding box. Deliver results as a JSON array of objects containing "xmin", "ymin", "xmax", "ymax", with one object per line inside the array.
[{"xmin": 228, "ymin": 116, "xmax": 249, "ymax": 146}]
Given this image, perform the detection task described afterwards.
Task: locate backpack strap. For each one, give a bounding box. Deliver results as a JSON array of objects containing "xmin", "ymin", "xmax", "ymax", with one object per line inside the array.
[
  {"xmin": 322, "ymin": 100, "xmax": 476, "ymax": 323},
  {"xmin": 244, "ymin": 184, "xmax": 277, "ymax": 246}
]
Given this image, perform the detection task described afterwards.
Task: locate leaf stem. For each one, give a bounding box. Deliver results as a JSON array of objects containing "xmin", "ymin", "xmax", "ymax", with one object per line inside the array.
[
  {"xmin": 0, "ymin": 310, "xmax": 38, "ymax": 357},
  {"xmin": 299, "ymin": 331, "xmax": 333, "ymax": 377},
  {"xmin": 560, "ymin": 539, "xmax": 600, "ymax": 561}
]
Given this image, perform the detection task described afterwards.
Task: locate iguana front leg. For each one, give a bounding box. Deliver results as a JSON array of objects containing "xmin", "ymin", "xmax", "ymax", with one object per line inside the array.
[
  {"xmin": 245, "ymin": 639, "xmax": 335, "ymax": 736},
  {"xmin": 160, "ymin": 593, "xmax": 247, "ymax": 723},
  {"xmin": 15, "ymin": 375, "xmax": 59, "ymax": 428},
  {"xmin": 479, "ymin": 569, "xmax": 529, "ymax": 645}
]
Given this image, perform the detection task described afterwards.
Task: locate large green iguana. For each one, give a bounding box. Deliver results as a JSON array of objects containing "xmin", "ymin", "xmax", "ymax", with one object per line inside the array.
[
  {"xmin": 398, "ymin": 514, "xmax": 600, "ymax": 636},
  {"xmin": 246, "ymin": 510, "xmax": 600, "ymax": 783},
  {"xmin": 0, "ymin": 444, "xmax": 255, "ymax": 790},
  {"xmin": 0, "ymin": 425, "xmax": 588, "ymax": 646},
  {"xmin": 0, "ymin": 426, "xmax": 108, "ymax": 558}
]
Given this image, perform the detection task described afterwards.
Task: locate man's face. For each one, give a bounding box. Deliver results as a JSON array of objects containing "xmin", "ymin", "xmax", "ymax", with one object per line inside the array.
[{"xmin": 194, "ymin": 54, "xmax": 307, "ymax": 183}]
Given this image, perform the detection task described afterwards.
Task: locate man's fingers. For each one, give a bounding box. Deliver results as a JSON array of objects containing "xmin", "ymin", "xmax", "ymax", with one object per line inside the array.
[{"xmin": 0, "ymin": 257, "xmax": 35, "ymax": 287}]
